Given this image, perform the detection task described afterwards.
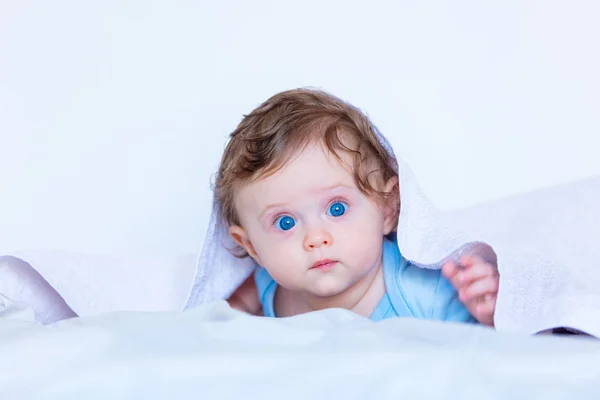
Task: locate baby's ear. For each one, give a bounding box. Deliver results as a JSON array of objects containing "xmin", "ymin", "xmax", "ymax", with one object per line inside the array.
[
  {"xmin": 229, "ymin": 225, "xmax": 260, "ymax": 261},
  {"xmin": 382, "ymin": 176, "xmax": 400, "ymax": 235}
]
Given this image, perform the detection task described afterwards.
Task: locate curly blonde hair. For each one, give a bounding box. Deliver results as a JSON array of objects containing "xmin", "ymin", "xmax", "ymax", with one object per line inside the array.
[{"xmin": 215, "ymin": 88, "xmax": 399, "ymax": 257}]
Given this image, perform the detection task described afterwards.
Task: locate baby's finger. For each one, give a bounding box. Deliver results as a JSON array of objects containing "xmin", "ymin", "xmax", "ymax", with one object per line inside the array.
[
  {"xmin": 459, "ymin": 254, "xmax": 488, "ymax": 269},
  {"xmin": 474, "ymin": 295, "xmax": 497, "ymax": 326},
  {"xmin": 442, "ymin": 261, "xmax": 461, "ymax": 287},
  {"xmin": 458, "ymin": 262, "xmax": 498, "ymax": 286},
  {"xmin": 459, "ymin": 275, "xmax": 499, "ymax": 303}
]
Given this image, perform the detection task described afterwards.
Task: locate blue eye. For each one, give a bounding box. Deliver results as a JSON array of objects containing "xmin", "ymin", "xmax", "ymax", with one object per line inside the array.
[
  {"xmin": 327, "ymin": 201, "xmax": 347, "ymax": 217},
  {"xmin": 275, "ymin": 215, "xmax": 296, "ymax": 231}
]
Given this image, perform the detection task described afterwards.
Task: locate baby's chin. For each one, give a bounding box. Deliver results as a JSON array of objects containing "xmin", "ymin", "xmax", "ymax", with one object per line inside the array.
[
  {"xmin": 280, "ymin": 282, "xmax": 346, "ymax": 298},
  {"xmin": 305, "ymin": 279, "xmax": 354, "ymax": 299}
]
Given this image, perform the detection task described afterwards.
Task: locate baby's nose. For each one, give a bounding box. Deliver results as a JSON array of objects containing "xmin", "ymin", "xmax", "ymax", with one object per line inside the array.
[{"xmin": 303, "ymin": 229, "xmax": 333, "ymax": 250}]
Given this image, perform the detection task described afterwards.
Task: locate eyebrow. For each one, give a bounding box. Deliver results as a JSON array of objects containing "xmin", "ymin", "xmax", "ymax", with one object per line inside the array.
[
  {"xmin": 258, "ymin": 202, "xmax": 290, "ymax": 221},
  {"xmin": 258, "ymin": 184, "xmax": 353, "ymax": 220}
]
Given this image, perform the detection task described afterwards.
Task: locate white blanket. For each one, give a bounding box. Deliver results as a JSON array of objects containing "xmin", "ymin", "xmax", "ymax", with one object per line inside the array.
[
  {"xmin": 1, "ymin": 298, "xmax": 599, "ymax": 399},
  {"xmin": 448, "ymin": 176, "xmax": 600, "ymax": 336}
]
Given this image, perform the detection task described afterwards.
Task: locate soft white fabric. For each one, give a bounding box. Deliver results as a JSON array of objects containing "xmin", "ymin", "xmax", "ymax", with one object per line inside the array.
[
  {"xmin": 0, "ymin": 256, "xmax": 76, "ymax": 324},
  {"xmin": 0, "ymin": 251, "xmax": 196, "ymax": 320},
  {"xmin": 448, "ymin": 176, "xmax": 600, "ymax": 336},
  {"xmin": 185, "ymin": 130, "xmax": 600, "ymax": 337},
  {"xmin": 1, "ymin": 299, "xmax": 599, "ymax": 399}
]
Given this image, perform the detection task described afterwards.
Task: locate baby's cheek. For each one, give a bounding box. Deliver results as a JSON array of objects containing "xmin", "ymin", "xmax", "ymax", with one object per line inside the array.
[
  {"xmin": 258, "ymin": 244, "xmax": 302, "ymax": 280},
  {"xmin": 343, "ymin": 229, "xmax": 382, "ymax": 267}
]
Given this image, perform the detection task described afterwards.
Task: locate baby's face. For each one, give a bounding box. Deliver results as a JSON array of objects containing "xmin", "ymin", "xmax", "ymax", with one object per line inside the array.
[{"xmin": 230, "ymin": 144, "xmax": 396, "ymax": 298}]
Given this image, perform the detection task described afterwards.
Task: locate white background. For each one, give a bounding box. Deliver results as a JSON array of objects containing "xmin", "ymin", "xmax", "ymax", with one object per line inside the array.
[{"xmin": 1, "ymin": 0, "xmax": 598, "ymax": 256}]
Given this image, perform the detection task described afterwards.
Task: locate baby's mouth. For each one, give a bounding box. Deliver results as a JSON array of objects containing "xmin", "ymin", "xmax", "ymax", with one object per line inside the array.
[{"xmin": 310, "ymin": 259, "xmax": 337, "ymax": 271}]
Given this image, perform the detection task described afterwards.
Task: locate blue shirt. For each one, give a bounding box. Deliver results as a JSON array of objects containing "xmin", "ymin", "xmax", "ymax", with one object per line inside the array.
[{"xmin": 254, "ymin": 238, "xmax": 477, "ymax": 323}]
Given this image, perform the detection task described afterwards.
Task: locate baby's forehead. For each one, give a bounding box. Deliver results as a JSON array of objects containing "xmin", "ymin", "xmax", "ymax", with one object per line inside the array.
[{"xmin": 235, "ymin": 147, "xmax": 358, "ymax": 203}]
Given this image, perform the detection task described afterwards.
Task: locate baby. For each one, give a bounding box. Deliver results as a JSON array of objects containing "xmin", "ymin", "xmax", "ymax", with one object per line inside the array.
[{"xmin": 220, "ymin": 88, "xmax": 499, "ymax": 326}]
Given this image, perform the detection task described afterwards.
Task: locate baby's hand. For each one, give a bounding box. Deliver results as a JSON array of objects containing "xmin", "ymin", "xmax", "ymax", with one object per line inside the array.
[
  {"xmin": 227, "ymin": 274, "xmax": 263, "ymax": 316},
  {"xmin": 442, "ymin": 255, "xmax": 499, "ymax": 326}
]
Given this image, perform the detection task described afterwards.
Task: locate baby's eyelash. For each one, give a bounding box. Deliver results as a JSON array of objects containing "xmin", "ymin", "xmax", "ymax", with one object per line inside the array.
[
  {"xmin": 328, "ymin": 196, "xmax": 350, "ymax": 206},
  {"xmin": 270, "ymin": 213, "xmax": 292, "ymax": 226},
  {"xmin": 269, "ymin": 214, "xmax": 282, "ymax": 226}
]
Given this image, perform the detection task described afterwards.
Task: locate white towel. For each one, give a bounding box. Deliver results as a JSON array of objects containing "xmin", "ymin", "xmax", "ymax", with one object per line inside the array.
[{"xmin": 185, "ymin": 130, "xmax": 600, "ymax": 337}]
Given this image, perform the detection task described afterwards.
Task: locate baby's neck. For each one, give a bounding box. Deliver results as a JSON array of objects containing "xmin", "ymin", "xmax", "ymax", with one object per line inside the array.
[{"xmin": 275, "ymin": 262, "xmax": 386, "ymax": 318}]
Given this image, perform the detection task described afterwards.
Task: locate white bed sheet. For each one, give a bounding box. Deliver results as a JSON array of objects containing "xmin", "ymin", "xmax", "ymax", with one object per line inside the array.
[{"xmin": 1, "ymin": 299, "xmax": 599, "ymax": 399}]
